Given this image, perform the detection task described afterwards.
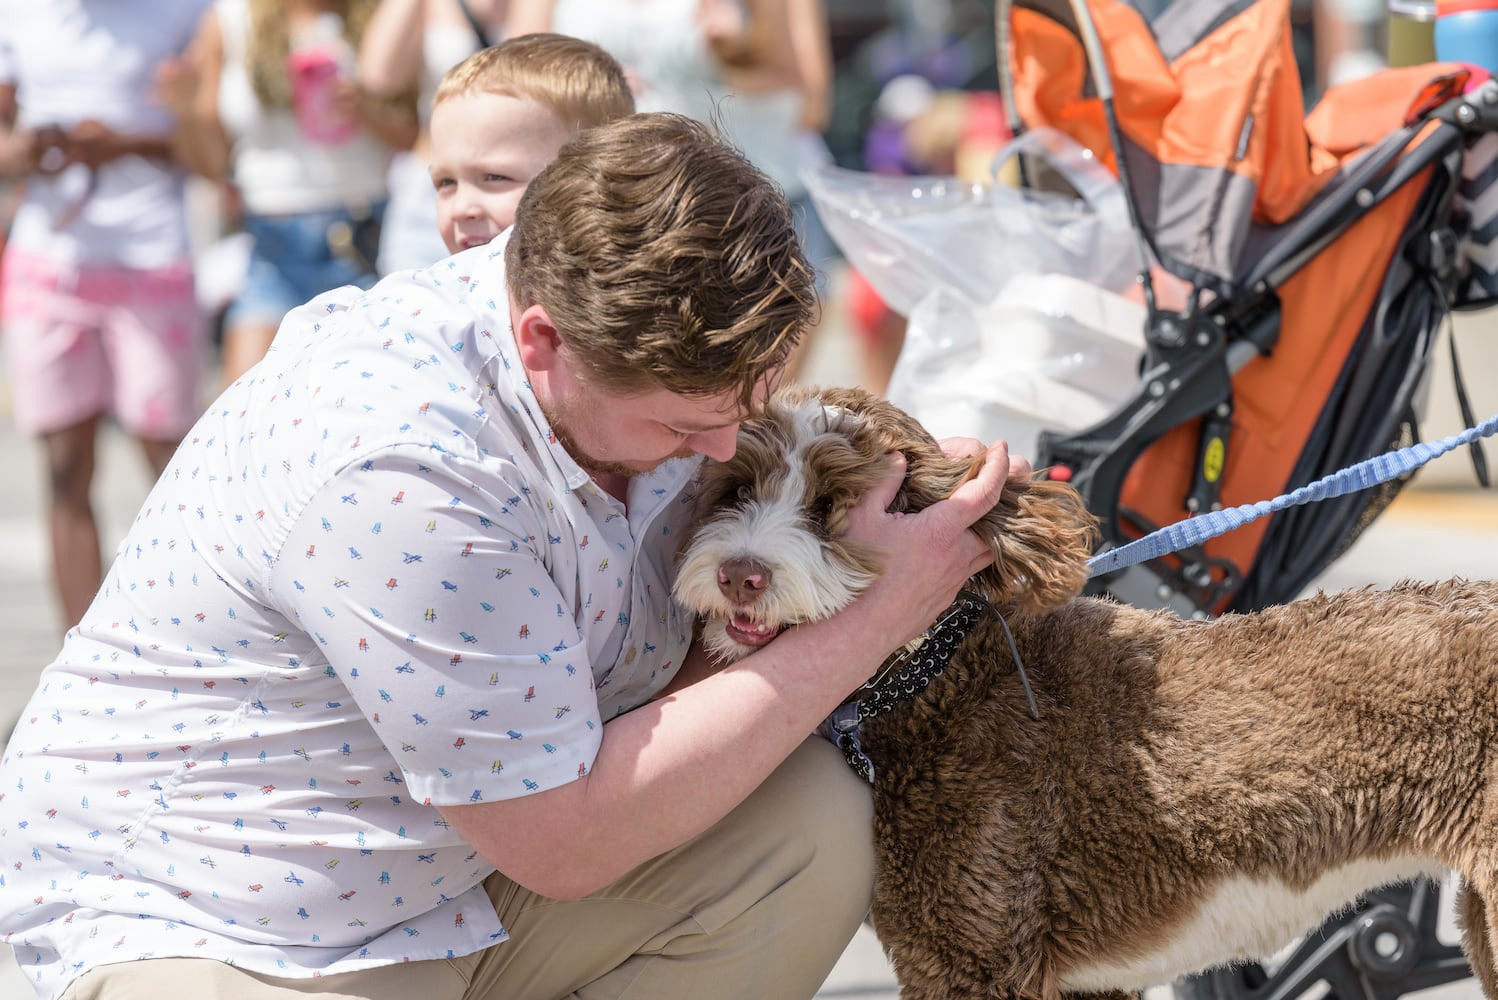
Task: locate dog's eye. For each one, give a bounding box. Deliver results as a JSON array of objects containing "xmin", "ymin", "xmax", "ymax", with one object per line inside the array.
[
  {"xmin": 810, "ymin": 495, "xmax": 834, "ymax": 526},
  {"xmin": 736, "ymin": 484, "xmax": 755, "ymax": 504}
]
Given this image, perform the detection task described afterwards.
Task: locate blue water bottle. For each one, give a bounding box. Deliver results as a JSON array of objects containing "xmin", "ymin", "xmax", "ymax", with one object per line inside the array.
[{"xmin": 1435, "ymin": 0, "xmax": 1498, "ymax": 74}]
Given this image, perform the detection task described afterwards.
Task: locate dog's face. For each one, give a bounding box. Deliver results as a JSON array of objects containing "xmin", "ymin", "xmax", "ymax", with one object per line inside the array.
[{"xmin": 673, "ymin": 385, "xmax": 1098, "ymax": 664}]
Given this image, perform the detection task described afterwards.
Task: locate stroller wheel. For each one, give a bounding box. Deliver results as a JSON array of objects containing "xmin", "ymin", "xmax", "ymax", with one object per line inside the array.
[{"xmin": 1170, "ymin": 877, "xmax": 1471, "ymax": 1000}]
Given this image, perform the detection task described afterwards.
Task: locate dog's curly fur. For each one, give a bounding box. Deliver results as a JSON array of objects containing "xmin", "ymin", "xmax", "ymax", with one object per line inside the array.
[
  {"xmin": 674, "ymin": 385, "xmax": 1096, "ymax": 663},
  {"xmin": 673, "ymin": 384, "xmax": 1498, "ymax": 1000}
]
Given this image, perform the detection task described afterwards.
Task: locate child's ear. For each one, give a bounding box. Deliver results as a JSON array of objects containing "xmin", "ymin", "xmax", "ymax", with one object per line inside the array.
[{"xmin": 972, "ymin": 478, "xmax": 1098, "ymax": 612}]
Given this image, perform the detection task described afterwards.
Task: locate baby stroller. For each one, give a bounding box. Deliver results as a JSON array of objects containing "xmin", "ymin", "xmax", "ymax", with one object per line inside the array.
[
  {"xmin": 806, "ymin": 0, "xmax": 1496, "ymax": 995},
  {"xmin": 1001, "ymin": 0, "xmax": 1494, "ymax": 622}
]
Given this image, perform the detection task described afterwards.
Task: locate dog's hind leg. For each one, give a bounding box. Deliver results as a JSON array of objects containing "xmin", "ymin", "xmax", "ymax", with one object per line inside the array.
[{"xmin": 1457, "ymin": 877, "xmax": 1498, "ymax": 998}]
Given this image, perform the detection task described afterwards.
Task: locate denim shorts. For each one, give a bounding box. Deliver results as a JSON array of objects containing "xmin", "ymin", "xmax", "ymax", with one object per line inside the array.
[{"xmin": 225, "ymin": 202, "xmax": 386, "ymax": 329}]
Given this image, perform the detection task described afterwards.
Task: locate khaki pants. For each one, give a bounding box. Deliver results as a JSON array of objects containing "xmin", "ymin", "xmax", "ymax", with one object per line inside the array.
[{"xmin": 62, "ymin": 738, "xmax": 875, "ymax": 1000}]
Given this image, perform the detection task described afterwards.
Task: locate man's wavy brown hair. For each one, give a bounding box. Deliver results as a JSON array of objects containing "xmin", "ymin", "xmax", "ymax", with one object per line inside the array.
[{"xmin": 504, "ymin": 113, "xmax": 817, "ymax": 410}]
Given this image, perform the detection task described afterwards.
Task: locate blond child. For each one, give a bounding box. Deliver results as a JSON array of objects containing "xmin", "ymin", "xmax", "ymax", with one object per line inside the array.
[{"xmin": 427, "ymin": 32, "xmax": 635, "ymax": 253}]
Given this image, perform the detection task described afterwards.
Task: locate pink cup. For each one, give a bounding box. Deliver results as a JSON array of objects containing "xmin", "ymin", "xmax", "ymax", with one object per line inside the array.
[{"xmin": 287, "ymin": 47, "xmax": 357, "ymax": 144}]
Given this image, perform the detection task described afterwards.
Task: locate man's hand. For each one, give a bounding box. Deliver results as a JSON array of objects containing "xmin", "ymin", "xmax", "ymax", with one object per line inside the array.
[
  {"xmin": 938, "ymin": 435, "xmax": 1032, "ymax": 480},
  {"xmin": 841, "ymin": 439, "xmax": 1015, "ymax": 654},
  {"xmin": 58, "ymin": 120, "xmax": 132, "ymax": 170}
]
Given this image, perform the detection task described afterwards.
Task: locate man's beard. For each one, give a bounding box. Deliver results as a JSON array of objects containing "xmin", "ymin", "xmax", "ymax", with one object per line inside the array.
[
  {"xmin": 540, "ymin": 392, "xmax": 692, "ymax": 480},
  {"xmin": 549, "ymin": 419, "xmax": 642, "ymax": 479}
]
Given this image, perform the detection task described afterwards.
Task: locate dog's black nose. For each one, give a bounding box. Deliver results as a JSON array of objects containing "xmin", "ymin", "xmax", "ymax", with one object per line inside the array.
[{"xmin": 718, "ymin": 558, "xmax": 772, "ymax": 604}]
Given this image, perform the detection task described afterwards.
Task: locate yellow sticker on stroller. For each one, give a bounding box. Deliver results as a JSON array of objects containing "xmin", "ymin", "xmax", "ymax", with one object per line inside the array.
[{"xmin": 1204, "ymin": 437, "xmax": 1225, "ymax": 483}]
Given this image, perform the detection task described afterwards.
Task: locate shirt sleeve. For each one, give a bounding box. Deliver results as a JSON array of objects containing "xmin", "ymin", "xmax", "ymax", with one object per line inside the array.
[{"xmin": 270, "ymin": 443, "xmax": 605, "ymax": 807}]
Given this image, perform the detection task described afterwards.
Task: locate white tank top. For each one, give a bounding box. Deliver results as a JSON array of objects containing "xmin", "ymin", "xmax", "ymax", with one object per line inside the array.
[
  {"xmin": 551, "ymin": 0, "xmax": 726, "ymax": 123},
  {"xmin": 420, "ymin": 21, "xmax": 483, "ymax": 126},
  {"xmin": 549, "ymin": 0, "xmax": 804, "ymax": 195},
  {"xmin": 215, "ymin": 0, "xmax": 392, "ymax": 216}
]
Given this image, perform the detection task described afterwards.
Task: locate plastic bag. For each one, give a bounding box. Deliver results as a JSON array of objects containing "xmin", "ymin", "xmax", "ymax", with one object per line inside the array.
[
  {"xmin": 803, "ymin": 126, "xmax": 1140, "ymax": 314},
  {"xmin": 803, "ymin": 127, "xmax": 1152, "ymax": 454},
  {"xmin": 889, "ymin": 275, "xmax": 1147, "ymax": 451}
]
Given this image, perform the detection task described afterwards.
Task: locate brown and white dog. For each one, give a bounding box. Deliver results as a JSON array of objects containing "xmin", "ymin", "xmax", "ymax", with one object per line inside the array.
[{"xmin": 672, "ymin": 384, "xmax": 1498, "ymax": 1000}]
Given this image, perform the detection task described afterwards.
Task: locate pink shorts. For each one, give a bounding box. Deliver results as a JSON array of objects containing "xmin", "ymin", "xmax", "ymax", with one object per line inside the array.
[{"xmin": 1, "ymin": 249, "xmax": 206, "ymax": 439}]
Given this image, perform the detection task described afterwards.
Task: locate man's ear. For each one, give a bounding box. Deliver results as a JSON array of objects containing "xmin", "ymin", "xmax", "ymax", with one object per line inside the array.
[{"xmin": 512, "ymin": 302, "xmax": 563, "ymax": 372}]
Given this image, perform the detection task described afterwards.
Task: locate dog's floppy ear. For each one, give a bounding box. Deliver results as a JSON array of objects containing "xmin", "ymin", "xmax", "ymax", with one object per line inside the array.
[
  {"xmin": 971, "ymin": 475, "xmax": 1097, "ymax": 612},
  {"xmin": 807, "ymin": 386, "xmax": 1096, "ymax": 611},
  {"xmin": 894, "ymin": 441, "xmax": 1096, "ymax": 612}
]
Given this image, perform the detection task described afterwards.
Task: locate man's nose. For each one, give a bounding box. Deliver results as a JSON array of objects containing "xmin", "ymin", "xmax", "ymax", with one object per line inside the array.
[{"xmin": 688, "ymin": 425, "xmax": 739, "ymax": 463}]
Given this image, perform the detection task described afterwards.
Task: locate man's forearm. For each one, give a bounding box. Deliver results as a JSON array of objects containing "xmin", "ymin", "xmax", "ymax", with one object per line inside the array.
[
  {"xmin": 442, "ymin": 602, "xmax": 895, "ymax": 900},
  {"xmin": 168, "ymin": 118, "xmax": 231, "ymax": 179}
]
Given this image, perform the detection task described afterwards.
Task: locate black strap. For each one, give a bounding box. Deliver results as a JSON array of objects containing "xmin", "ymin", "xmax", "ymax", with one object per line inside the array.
[
  {"xmin": 854, "ymin": 594, "xmax": 989, "ymax": 723},
  {"xmin": 1448, "ymin": 328, "xmax": 1491, "ymax": 487},
  {"xmin": 829, "ymin": 590, "xmax": 1040, "ymax": 784},
  {"xmin": 454, "ymin": 0, "xmax": 492, "ymax": 50}
]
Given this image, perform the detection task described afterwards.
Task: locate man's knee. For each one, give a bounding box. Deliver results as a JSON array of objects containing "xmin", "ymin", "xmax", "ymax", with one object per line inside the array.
[
  {"xmin": 463, "ymin": 740, "xmax": 875, "ymax": 998},
  {"xmin": 751, "ymin": 736, "xmax": 875, "ymax": 918}
]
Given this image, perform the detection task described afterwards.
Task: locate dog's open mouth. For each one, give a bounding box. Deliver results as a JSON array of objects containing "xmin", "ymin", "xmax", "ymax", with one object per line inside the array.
[{"xmin": 724, "ymin": 612, "xmax": 784, "ymax": 647}]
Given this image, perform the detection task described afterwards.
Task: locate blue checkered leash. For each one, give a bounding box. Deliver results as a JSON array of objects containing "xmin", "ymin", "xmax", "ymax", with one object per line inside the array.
[{"xmin": 1085, "ymin": 411, "xmax": 1498, "ymax": 580}]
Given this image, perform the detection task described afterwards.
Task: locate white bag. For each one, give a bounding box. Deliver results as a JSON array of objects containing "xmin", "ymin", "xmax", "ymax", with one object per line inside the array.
[
  {"xmin": 804, "ymin": 127, "xmax": 1158, "ymax": 455},
  {"xmin": 890, "ymin": 273, "xmax": 1147, "ymax": 451}
]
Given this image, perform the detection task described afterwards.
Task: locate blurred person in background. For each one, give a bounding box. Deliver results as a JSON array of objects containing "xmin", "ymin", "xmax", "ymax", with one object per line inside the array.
[
  {"xmin": 845, "ymin": 78, "xmax": 1012, "ymax": 395},
  {"xmin": 0, "ymin": 0, "xmax": 212, "ymax": 632},
  {"xmin": 359, "ymin": 0, "xmax": 512, "ymax": 275},
  {"xmin": 161, "ymin": 0, "xmax": 418, "ymax": 389},
  {"xmin": 507, "ymin": 0, "xmax": 791, "ymax": 122},
  {"xmin": 507, "ymin": 0, "xmax": 841, "ymax": 349}
]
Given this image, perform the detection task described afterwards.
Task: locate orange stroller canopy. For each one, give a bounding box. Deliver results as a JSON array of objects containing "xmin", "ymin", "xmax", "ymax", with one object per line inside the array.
[
  {"xmin": 1004, "ymin": 0, "xmax": 1471, "ymax": 292},
  {"xmin": 1005, "ymin": 0, "xmax": 1488, "ymax": 613}
]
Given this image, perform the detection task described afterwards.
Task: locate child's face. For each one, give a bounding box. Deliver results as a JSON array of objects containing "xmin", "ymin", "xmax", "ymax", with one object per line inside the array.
[{"xmin": 428, "ymin": 90, "xmax": 575, "ymax": 254}]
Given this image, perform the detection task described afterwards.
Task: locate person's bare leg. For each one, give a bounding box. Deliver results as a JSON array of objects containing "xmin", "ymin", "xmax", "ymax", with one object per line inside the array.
[
  {"xmin": 41, "ymin": 416, "xmax": 102, "ymax": 629},
  {"xmin": 139, "ymin": 435, "xmax": 179, "ymax": 478},
  {"xmin": 862, "ymin": 314, "xmax": 907, "ymax": 397},
  {"xmin": 218, "ymin": 319, "xmax": 280, "ymax": 390}
]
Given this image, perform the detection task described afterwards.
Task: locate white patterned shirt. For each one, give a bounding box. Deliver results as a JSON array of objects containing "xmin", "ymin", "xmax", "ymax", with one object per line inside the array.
[{"xmin": 0, "ymin": 235, "xmax": 701, "ymax": 998}]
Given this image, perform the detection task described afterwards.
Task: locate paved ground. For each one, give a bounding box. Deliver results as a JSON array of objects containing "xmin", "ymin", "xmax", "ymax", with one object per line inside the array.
[{"xmin": 0, "ymin": 294, "xmax": 1493, "ymax": 998}]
